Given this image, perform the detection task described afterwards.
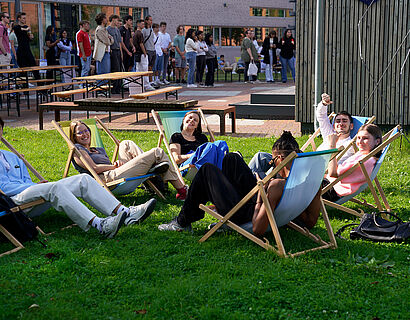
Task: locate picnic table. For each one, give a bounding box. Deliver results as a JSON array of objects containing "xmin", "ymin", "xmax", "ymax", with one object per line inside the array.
[
  {"xmin": 38, "ymin": 97, "xmax": 198, "ymax": 130},
  {"xmin": 74, "ymin": 71, "xmax": 153, "ymax": 98}
]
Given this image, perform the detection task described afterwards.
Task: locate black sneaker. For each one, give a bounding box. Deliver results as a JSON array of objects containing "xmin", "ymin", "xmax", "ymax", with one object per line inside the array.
[
  {"xmin": 176, "ymin": 79, "xmax": 181, "ymax": 83},
  {"xmin": 148, "ymin": 162, "xmax": 169, "ymax": 174},
  {"xmin": 181, "ymin": 79, "xmax": 187, "ymax": 84}
]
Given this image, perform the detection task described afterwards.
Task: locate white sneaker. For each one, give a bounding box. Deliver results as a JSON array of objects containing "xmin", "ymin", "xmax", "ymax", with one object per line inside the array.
[
  {"xmin": 124, "ymin": 198, "xmax": 157, "ymax": 225},
  {"xmin": 162, "ymin": 79, "xmax": 170, "ymax": 85},
  {"xmin": 187, "ymin": 84, "xmax": 197, "ymax": 88},
  {"xmin": 144, "ymin": 85, "xmax": 155, "ymax": 91},
  {"xmin": 154, "ymin": 80, "xmax": 162, "ymax": 86},
  {"xmin": 100, "ymin": 211, "xmax": 127, "ymax": 238}
]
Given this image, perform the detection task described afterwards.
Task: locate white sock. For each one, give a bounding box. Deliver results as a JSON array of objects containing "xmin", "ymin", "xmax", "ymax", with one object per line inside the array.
[
  {"xmin": 116, "ymin": 205, "xmax": 130, "ymax": 216},
  {"xmin": 92, "ymin": 217, "xmax": 103, "ymax": 232}
]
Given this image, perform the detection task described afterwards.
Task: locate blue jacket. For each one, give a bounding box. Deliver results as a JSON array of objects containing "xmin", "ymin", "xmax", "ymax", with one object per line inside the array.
[{"xmin": 0, "ymin": 150, "xmax": 35, "ymax": 196}]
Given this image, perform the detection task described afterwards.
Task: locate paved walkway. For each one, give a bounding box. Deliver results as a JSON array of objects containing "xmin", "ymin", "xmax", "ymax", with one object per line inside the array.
[{"xmin": 1, "ymin": 81, "xmax": 300, "ymax": 138}]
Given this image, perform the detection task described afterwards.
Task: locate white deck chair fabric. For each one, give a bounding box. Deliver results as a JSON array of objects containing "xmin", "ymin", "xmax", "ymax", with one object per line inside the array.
[{"xmin": 240, "ymin": 149, "xmax": 336, "ymax": 232}]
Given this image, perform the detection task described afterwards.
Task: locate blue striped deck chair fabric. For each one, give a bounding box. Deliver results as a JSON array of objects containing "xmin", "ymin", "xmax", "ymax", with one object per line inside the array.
[
  {"xmin": 322, "ymin": 125, "xmax": 401, "ymax": 217},
  {"xmin": 200, "ymin": 149, "xmax": 339, "ymax": 258},
  {"xmin": 52, "ymin": 118, "xmax": 164, "ymax": 199},
  {"xmin": 151, "ymin": 108, "xmax": 215, "ymax": 183}
]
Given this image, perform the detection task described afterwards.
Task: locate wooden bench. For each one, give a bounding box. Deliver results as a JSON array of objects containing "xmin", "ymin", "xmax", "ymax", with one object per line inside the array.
[
  {"xmin": 0, "ymin": 81, "xmax": 86, "ymax": 116},
  {"xmin": 197, "ymin": 105, "xmax": 236, "ymax": 135},
  {"xmin": 52, "ymin": 85, "xmax": 109, "ymax": 101},
  {"xmin": 0, "ymin": 79, "xmax": 55, "ymax": 87},
  {"xmin": 39, "ymin": 98, "xmax": 198, "ymax": 130},
  {"xmin": 130, "ymin": 86, "xmax": 183, "ymax": 100}
]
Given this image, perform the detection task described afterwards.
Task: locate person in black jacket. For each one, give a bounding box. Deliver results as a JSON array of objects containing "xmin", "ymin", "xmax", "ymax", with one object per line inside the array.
[
  {"xmin": 261, "ymin": 30, "xmax": 278, "ymax": 83},
  {"xmin": 278, "ymin": 29, "xmax": 296, "ymax": 83}
]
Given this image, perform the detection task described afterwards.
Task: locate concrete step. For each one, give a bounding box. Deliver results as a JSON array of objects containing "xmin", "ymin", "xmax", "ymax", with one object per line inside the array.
[
  {"xmin": 250, "ymin": 92, "xmax": 295, "ymax": 105},
  {"xmin": 230, "ymin": 101, "xmax": 295, "ymax": 120}
]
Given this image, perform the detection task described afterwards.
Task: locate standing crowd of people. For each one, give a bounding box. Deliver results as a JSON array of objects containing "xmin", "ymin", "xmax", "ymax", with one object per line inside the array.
[{"xmin": 0, "ymin": 11, "xmax": 296, "ymax": 88}]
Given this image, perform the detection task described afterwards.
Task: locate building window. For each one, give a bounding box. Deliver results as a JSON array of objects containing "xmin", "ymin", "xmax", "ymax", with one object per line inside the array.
[
  {"xmin": 250, "ymin": 7, "xmax": 293, "ymax": 18},
  {"xmin": 119, "ymin": 7, "xmax": 130, "ymax": 18}
]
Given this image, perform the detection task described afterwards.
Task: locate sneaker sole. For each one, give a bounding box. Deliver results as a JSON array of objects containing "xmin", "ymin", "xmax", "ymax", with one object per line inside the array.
[
  {"xmin": 107, "ymin": 211, "xmax": 127, "ymax": 239},
  {"xmin": 149, "ymin": 162, "xmax": 169, "ymax": 175},
  {"xmin": 138, "ymin": 198, "xmax": 157, "ymax": 224}
]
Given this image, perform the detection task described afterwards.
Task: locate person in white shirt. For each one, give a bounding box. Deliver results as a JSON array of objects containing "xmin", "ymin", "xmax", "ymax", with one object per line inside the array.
[
  {"xmin": 195, "ymin": 30, "xmax": 208, "ymax": 86},
  {"xmin": 316, "ymin": 93, "xmax": 355, "ymax": 164},
  {"xmin": 248, "ymin": 93, "xmax": 355, "ymax": 179},
  {"xmin": 159, "ymin": 22, "xmax": 171, "ymax": 84},
  {"xmin": 152, "ymin": 23, "xmax": 163, "ymax": 86}
]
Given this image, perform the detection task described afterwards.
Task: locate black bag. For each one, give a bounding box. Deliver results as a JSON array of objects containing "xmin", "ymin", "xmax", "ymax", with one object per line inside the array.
[
  {"xmin": 336, "ymin": 211, "xmax": 410, "ymax": 243},
  {"xmin": 134, "ymin": 52, "xmax": 142, "ymax": 63},
  {"xmin": 0, "ymin": 193, "xmax": 38, "ymax": 243}
]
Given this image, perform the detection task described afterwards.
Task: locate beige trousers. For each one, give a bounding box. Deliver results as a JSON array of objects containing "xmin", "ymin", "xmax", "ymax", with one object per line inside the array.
[{"xmin": 102, "ymin": 140, "xmax": 179, "ymax": 183}]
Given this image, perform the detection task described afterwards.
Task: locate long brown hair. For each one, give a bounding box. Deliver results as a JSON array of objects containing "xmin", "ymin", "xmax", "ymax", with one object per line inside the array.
[
  {"xmin": 358, "ymin": 123, "xmax": 383, "ymax": 157},
  {"xmin": 180, "ymin": 111, "xmax": 203, "ymax": 137},
  {"xmin": 69, "ymin": 120, "xmax": 91, "ymax": 144}
]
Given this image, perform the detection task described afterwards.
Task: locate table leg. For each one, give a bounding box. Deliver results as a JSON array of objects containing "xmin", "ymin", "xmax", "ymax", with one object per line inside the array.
[
  {"xmin": 220, "ymin": 112, "xmax": 226, "ymax": 136},
  {"xmin": 231, "ymin": 111, "xmax": 236, "ymax": 133},
  {"xmin": 39, "ymin": 107, "xmax": 44, "ymax": 130},
  {"xmin": 55, "ymin": 109, "xmax": 61, "ymax": 122}
]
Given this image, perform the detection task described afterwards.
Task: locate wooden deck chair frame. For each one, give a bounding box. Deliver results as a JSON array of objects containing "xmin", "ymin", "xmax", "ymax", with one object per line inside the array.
[
  {"xmin": 0, "ymin": 209, "xmax": 25, "ymax": 257},
  {"xmin": 199, "ymin": 149, "xmax": 340, "ymax": 258},
  {"xmin": 151, "ymin": 108, "xmax": 215, "ymax": 184},
  {"xmin": 322, "ymin": 125, "xmax": 401, "ymax": 218},
  {"xmin": 52, "ymin": 118, "xmax": 165, "ymax": 200},
  {"xmin": 0, "ymin": 136, "xmax": 77, "ymax": 238},
  {"xmin": 301, "ymin": 113, "xmax": 376, "ymax": 163}
]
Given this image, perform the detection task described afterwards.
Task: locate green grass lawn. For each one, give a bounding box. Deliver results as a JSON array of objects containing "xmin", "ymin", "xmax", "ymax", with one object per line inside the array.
[{"xmin": 0, "ymin": 127, "xmax": 409, "ymax": 320}]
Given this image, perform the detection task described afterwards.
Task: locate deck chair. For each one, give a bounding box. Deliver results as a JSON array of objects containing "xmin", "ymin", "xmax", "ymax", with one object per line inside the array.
[
  {"xmin": 52, "ymin": 117, "xmax": 165, "ymax": 199},
  {"xmin": 0, "ymin": 209, "xmax": 24, "ymax": 257},
  {"xmin": 151, "ymin": 108, "xmax": 215, "ymax": 182},
  {"xmin": 301, "ymin": 113, "xmax": 376, "ymax": 163},
  {"xmin": 0, "ymin": 136, "xmax": 72, "ymax": 237},
  {"xmin": 200, "ymin": 149, "xmax": 340, "ymax": 258},
  {"xmin": 322, "ymin": 125, "xmax": 401, "ymax": 217}
]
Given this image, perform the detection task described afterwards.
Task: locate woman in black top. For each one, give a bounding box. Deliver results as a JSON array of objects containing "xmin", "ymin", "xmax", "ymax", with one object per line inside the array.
[
  {"xmin": 45, "ymin": 25, "xmax": 59, "ymax": 79},
  {"xmin": 278, "ymin": 29, "xmax": 296, "ymax": 83},
  {"xmin": 261, "ymin": 30, "xmax": 278, "ymax": 83},
  {"xmin": 169, "ymin": 111, "xmax": 228, "ymax": 175}
]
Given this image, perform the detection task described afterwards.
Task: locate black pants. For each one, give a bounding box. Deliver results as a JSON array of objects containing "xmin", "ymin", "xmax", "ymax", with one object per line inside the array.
[
  {"xmin": 110, "ymin": 49, "xmax": 122, "ymax": 92},
  {"xmin": 46, "ymin": 49, "xmax": 56, "ymax": 79},
  {"xmin": 195, "ymin": 55, "xmax": 206, "ymax": 83},
  {"xmin": 17, "ymin": 47, "xmax": 40, "ymax": 80},
  {"xmin": 244, "ymin": 61, "xmax": 257, "ymax": 82},
  {"xmin": 123, "ymin": 51, "xmax": 133, "ymax": 71},
  {"xmin": 321, "ymin": 178, "xmax": 341, "ymax": 202},
  {"xmin": 205, "ymin": 58, "xmax": 215, "ymax": 86},
  {"xmin": 177, "ymin": 153, "xmax": 257, "ymax": 227}
]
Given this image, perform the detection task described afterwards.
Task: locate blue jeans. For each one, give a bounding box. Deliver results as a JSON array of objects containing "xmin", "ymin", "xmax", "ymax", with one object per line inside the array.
[
  {"xmin": 186, "ymin": 51, "xmax": 197, "ymax": 85},
  {"xmin": 279, "ymin": 56, "xmax": 295, "ymax": 82},
  {"xmin": 96, "ymin": 52, "xmax": 111, "ymax": 85},
  {"xmin": 154, "ymin": 54, "xmax": 164, "ymax": 72},
  {"xmin": 59, "ymin": 51, "xmax": 72, "ymax": 83},
  {"xmin": 80, "ymin": 55, "xmax": 91, "ymax": 77},
  {"xmin": 248, "ymin": 151, "xmax": 273, "ymax": 179}
]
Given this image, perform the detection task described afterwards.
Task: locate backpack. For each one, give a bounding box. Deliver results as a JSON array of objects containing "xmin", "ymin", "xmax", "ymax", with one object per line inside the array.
[{"xmin": 0, "ymin": 193, "xmax": 39, "ymax": 243}]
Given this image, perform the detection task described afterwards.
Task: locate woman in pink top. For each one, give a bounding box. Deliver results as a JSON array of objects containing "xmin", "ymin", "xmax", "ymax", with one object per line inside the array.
[{"xmin": 322, "ymin": 124, "xmax": 382, "ymax": 201}]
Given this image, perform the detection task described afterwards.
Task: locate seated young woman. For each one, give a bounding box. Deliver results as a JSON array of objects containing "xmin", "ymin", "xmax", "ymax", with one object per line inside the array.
[
  {"xmin": 70, "ymin": 121, "xmax": 188, "ymax": 200},
  {"xmin": 169, "ymin": 111, "xmax": 228, "ymax": 175},
  {"xmin": 322, "ymin": 123, "xmax": 382, "ymax": 201},
  {"xmin": 159, "ymin": 131, "xmax": 321, "ymax": 235}
]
